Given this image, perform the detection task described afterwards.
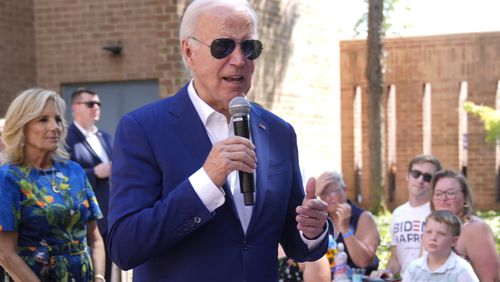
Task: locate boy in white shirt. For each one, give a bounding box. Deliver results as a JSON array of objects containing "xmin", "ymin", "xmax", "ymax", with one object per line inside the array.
[{"xmin": 402, "ymin": 210, "xmax": 478, "ymax": 282}]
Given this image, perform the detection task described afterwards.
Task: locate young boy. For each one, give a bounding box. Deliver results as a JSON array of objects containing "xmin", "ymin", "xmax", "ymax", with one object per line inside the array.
[{"xmin": 402, "ymin": 210, "xmax": 479, "ymax": 281}]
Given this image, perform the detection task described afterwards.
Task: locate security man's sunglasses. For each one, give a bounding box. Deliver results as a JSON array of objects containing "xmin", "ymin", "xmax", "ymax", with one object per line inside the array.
[{"xmin": 76, "ymin": 101, "xmax": 101, "ymax": 108}]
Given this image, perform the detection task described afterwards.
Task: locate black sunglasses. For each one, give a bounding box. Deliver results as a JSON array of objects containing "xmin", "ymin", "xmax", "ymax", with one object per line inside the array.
[
  {"xmin": 190, "ymin": 37, "xmax": 263, "ymax": 60},
  {"xmin": 409, "ymin": 169, "xmax": 433, "ymax": 183},
  {"xmin": 76, "ymin": 101, "xmax": 101, "ymax": 108}
]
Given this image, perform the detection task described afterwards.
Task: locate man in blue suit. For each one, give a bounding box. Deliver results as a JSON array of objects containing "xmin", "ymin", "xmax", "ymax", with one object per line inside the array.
[
  {"xmin": 107, "ymin": 0, "xmax": 329, "ymax": 281},
  {"xmin": 66, "ymin": 88, "xmax": 113, "ymax": 281}
]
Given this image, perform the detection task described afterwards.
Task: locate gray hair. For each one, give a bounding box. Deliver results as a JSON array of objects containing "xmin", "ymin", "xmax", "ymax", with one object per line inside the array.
[{"xmin": 316, "ymin": 171, "xmax": 346, "ymax": 196}]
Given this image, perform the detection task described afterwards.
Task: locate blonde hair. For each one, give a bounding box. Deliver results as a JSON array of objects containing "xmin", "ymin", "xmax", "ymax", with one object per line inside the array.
[{"xmin": 2, "ymin": 88, "xmax": 69, "ymax": 164}]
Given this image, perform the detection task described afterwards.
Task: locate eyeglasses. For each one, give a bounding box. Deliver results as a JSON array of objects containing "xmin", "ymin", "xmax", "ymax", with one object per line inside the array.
[
  {"xmin": 409, "ymin": 169, "xmax": 433, "ymax": 183},
  {"xmin": 189, "ymin": 36, "xmax": 263, "ymax": 60},
  {"xmin": 434, "ymin": 190, "xmax": 461, "ymax": 200},
  {"xmin": 76, "ymin": 101, "xmax": 101, "ymax": 108}
]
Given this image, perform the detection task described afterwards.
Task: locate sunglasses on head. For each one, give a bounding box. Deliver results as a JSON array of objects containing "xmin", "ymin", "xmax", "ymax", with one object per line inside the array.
[
  {"xmin": 409, "ymin": 169, "xmax": 433, "ymax": 183},
  {"xmin": 76, "ymin": 101, "xmax": 101, "ymax": 108},
  {"xmin": 189, "ymin": 36, "xmax": 263, "ymax": 60}
]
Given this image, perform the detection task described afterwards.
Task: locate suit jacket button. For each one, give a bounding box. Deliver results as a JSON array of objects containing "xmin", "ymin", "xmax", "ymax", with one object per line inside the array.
[{"xmin": 242, "ymin": 241, "xmax": 250, "ymax": 251}]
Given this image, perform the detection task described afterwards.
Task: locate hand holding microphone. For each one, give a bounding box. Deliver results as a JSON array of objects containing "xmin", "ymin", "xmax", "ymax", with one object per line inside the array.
[
  {"xmin": 229, "ymin": 97, "xmax": 255, "ymax": 206},
  {"xmin": 202, "ymin": 97, "xmax": 256, "ymax": 205}
]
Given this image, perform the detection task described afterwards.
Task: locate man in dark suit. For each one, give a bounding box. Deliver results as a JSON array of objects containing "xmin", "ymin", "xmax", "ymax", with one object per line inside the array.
[
  {"xmin": 107, "ymin": 0, "xmax": 329, "ymax": 281},
  {"xmin": 66, "ymin": 88, "xmax": 113, "ymax": 281}
]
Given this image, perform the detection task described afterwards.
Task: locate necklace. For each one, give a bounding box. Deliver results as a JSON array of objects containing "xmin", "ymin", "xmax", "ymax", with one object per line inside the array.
[{"xmin": 43, "ymin": 167, "xmax": 60, "ymax": 193}]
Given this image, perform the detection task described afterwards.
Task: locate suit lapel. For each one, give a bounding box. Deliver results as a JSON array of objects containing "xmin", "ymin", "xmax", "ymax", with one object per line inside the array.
[
  {"xmin": 246, "ymin": 107, "xmax": 270, "ymax": 235},
  {"xmin": 96, "ymin": 131, "xmax": 112, "ymax": 159},
  {"xmin": 168, "ymin": 89, "xmax": 239, "ymax": 219},
  {"xmin": 168, "ymin": 89, "xmax": 213, "ymax": 170},
  {"xmin": 71, "ymin": 123, "xmax": 101, "ymax": 161}
]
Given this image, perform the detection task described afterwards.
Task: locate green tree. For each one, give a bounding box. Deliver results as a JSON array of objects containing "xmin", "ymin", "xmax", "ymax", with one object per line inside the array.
[
  {"xmin": 354, "ymin": 0, "xmax": 411, "ymax": 38},
  {"xmin": 463, "ymin": 102, "xmax": 500, "ymax": 144}
]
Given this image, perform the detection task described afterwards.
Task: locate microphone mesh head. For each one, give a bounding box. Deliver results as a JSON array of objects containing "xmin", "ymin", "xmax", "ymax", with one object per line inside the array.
[{"xmin": 229, "ymin": 96, "xmax": 250, "ymax": 117}]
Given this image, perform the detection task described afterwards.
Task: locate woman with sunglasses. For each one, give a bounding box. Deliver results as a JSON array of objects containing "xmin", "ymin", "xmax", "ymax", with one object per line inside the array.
[
  {"xmin": 0, "ymin": 88, "xmax": 105, "ymax": 281},
  {"xmin": 431, "ymin": 170, "xmax": 500, "ymax": 281}
]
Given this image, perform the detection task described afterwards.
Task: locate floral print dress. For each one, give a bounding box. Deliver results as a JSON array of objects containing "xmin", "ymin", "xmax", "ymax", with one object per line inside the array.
[{"xmin": 0, "ymin": 160, "xmax": 102, "ymax": 281}]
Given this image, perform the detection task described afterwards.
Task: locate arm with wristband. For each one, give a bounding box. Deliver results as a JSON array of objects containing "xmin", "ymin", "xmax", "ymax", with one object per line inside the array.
[{"xmin": 336, "ymin": 207, "xmax": 380, "ymax": 269}]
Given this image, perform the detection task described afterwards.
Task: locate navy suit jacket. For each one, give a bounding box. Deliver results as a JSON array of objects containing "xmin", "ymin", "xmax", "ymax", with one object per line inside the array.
[
  {"xmin": 66, "ymin": 122, "xmax": 113, "ymax": 235},
  {"xmin": 107, "ymin": 84, "xmax": 328, "ymax": 282}
]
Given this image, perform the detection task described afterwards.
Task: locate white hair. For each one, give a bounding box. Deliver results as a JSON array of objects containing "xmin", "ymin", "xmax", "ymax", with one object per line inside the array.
[
  {"xmin": 179, "ymin": 0, "xmax": 259, "ymax": 42},
  {"xmin": 178, "ymin": 0, "xmax": 259, "ymax": 73}
]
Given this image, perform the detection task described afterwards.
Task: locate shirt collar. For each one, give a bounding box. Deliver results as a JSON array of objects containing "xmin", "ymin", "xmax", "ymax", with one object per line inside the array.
[
  {"xmin": 417, "ymin": 251, "xmax": 458, "ymax": 273},
  {"xmin": 187, "ymin": 80, "xmax": 228, "ymax": 126},
  {"xmin": 74, "ymin": 121, "xmax": 98, "ymax": 137}
]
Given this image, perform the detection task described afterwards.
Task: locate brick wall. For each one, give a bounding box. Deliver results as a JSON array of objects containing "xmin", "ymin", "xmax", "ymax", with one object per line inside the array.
[
  {"xmin": 252, "ymin": 0, "xmax": 341, "ymax": 178},
  {"xmin": 3, "ymin": 1, "xmax": 499, "ymax": 211},
  {"xmin": 2, "ymin": 0, "xmax": 342, "ymax": 179},
  {"xmin": 0, "ymin": 0, "xmax": 36, "ymax": 115},
  {"xmin": 341, "ymin": 32, "xmax": 500, "ymax": 211},
  {"xmin": 33, "ymin": 0, "xmax": 188, "ymax": 96}
]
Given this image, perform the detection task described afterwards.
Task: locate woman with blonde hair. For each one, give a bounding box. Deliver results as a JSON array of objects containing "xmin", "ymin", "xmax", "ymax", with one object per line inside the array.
[
  {"xmin": 431, "ymin": 169, "xmax": 500, "ymax": 281},
  {"xmin": 0, "ymin": 88, "xmax": 105, "ymax": 281}
]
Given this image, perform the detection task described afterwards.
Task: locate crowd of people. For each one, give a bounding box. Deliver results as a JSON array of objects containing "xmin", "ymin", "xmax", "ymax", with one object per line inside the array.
[{"xmin": 0, "ymin": 0, "xmax": 499, "ymax": 282}]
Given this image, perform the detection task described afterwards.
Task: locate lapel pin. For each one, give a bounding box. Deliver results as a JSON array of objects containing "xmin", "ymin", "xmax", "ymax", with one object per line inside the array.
[{"xmin": 259, "ymin": 122, "xmax": 266, "ymax": 130}]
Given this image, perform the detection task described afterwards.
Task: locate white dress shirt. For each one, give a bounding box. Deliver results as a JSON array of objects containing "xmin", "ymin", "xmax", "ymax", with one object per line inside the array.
[
  {"xmin": 74, "ymin": 121, "xmax": 110, "ymax": 164},
  {"xmin": 187, "ymin": 80, "xmax": 326, "ymax": 248},
  {"xmin": 187, "ymin": 81, "xmax": 253, "ymax": 233}
]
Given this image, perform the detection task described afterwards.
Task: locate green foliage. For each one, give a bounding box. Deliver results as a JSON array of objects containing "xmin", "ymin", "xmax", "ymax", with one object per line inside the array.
[
  {"xmin": 374, "ymin": 209, "xmax": 392, "ymax": 269},
  {"xmin": 463, "ymin": 101, "xmax": 500, "ymax": 144},
  {"xmin": 354, "ymin": 0, "xmax": 411, "ymax": 37},
  {"xmin": 374, "ymin": 210, "xmax": 500, "ymax": 269}
]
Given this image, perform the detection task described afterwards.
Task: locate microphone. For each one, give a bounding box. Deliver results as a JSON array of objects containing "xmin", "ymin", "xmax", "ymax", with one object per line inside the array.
[{"xmin": 229, "ymin": 96, "xmax": 254, "ymax": 206}]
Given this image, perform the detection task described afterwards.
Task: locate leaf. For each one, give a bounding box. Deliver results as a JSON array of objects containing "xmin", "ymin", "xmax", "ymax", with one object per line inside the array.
[
  {"xmin": 464, "ymin": 101, "xmax": 500, "ymax": 144},
  {"xmin": 23, "ymin": 198, "xmax": 38, "ymax": 206},
  {"xmin": 67, "ymin": 211, "xmax": 81, "ymax": 232},
  {"xmin": 47, "ymin": 208, "xmax": 56, "ymax": 225}
]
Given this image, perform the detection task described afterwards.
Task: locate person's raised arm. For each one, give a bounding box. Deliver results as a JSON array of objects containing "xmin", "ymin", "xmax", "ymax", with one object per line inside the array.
[
  {"xmin": 0, "ymin": 231, "xmax": 40, "ymax": 282},
  {"xmin": 341, "ymin": 211, "xmax": 380, "ymax": 267},
  {"xmin": 296, "ymin": 177, "xmax": 328, "ymax": 240}
]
